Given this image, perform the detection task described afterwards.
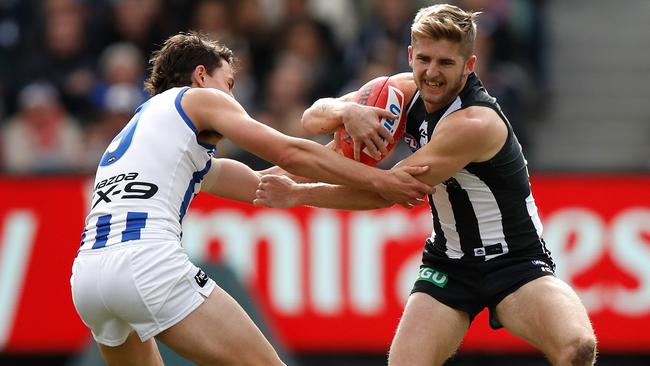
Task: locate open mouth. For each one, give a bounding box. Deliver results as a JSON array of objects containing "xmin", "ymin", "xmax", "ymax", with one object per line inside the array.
[{"xmin": 425, "ymin": 80, "xmax": 443, "ymax": 87}]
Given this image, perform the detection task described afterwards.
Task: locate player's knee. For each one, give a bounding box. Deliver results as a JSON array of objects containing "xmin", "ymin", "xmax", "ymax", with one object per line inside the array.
[
  {"xmin": 572, "ymin": 336, "xmax": 597, "ymax": 366},
  {"xmin": 558, "ymin": 333, "xmax": 597, "ymax": 366}
]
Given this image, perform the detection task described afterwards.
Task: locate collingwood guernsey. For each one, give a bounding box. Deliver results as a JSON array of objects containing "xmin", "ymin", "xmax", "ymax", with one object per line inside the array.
[{"xmin": 403, "ymin": 72, "xmax": 544, "ymax": 261}]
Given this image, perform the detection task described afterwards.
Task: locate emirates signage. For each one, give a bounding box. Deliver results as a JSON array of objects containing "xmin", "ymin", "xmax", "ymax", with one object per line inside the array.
[{"xmin": 0, "ymin": 175, "xmax": 648, "ymax": 353}]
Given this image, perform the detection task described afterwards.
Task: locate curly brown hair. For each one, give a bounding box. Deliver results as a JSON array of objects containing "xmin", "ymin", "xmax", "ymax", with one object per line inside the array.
[{"xmin": 144, "ymin": 31, "xmax": 234, "ymax": 96}]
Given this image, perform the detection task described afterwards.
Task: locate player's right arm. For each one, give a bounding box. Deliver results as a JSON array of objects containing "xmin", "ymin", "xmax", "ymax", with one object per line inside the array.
[
  {"xmin": 182, "ymin": 88, "xmax": 433, "ymax": 206},
  {"xmin": 300, "ymin": 92, "xmax": 355, "ymax": 135},
  {"xmin": 302, "ymin": 93, "xmax": 394, "ymax": 161},
  {"xmin": 302, "ymin": 72, "xmax": 416, "ymax": 161}
]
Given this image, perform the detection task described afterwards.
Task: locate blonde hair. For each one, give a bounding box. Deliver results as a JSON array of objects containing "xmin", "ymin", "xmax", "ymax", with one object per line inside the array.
[{"xmin": 411, "ymin": 4, "xmax": 480, "ymax": 59}]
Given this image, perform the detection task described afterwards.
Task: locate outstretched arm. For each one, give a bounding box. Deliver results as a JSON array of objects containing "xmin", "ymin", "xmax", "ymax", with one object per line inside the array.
[
  {"xmin": 254, "ymin": 174, "xmax": 419, "ymax": 210},
  {"xmin": 200, "ymin": 155, "xmax": 417, "ymax": 209},
  {"xmin": 183, "ymin": 87, "xmax": 433, "ymax": 206}
]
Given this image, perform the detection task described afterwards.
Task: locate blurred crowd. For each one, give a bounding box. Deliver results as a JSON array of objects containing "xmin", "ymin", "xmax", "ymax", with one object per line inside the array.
[{"xmin": 0, "ymin": 0, "xmax": 547, "ymax": 174}]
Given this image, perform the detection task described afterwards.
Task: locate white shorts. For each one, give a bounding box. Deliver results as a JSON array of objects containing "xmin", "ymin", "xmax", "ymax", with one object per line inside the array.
[{"xmin": 70, "ymin": 240, "xmax": 215, "ymax": 346}]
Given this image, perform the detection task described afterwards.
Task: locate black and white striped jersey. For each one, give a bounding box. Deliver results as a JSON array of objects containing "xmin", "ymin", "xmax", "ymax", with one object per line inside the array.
[{"xmin": 403, "ymin": 72, "xmax": 544, "ymax": 261}]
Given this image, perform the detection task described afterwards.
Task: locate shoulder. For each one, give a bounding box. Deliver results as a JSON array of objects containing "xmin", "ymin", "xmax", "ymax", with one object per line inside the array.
[
  {"xmin": 181, "ymin": 87, "xmax": 247, "ymax": 132},
  {"xmin": 443, "ymin": 106, "xmax": 503, "ymax": 134},
  {"xmin": 435, "ymin": 106, "xmax": 507, "ymax": 160},
  {"xmin": 182, "ymin": 87, "xmax": 234, "ymax": 107}
]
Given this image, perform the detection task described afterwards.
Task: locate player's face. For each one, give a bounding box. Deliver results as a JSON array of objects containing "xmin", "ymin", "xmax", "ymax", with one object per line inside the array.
[
  {"xmin": 204, "ymin": 61, "xmax": 235, "ymax": 97},
  {"xmin": 409, "ymin": 37, "xmax": 476, "ymax": 112}
]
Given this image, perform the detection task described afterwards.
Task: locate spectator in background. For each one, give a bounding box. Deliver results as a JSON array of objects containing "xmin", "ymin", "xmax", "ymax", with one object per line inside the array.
[
  {"xmin": 256, "ymin": 54, "xmax": 313, "ymax": 138},
  {"xmin": 338, "ymin": 58, "xmax": 395, "ymax": 96},
  {"xmin": 275, "ymin": 16, "xmax": 343, "ymax": 99},
  {"xmin": 232, "ymin": 0, "xmax": 275, "ymax": 83},
  {"xmin": 231, "ymin": 53, "xmax": 315, "ymax": 170},
  {"xmin": 459, "ymin": 0, "xmax": 540, "ymax": 152},
  {"xmin": 87, "ymin": 42, "xmax": 148, "ymax": 113},
  {"xmin": 190, "ymin": 0, "xmax": 260, "ymax": 110},
  {"xmin": 473, "ymin": 21, "xmax": 534, "ymax": 151},
  {"xmin": 1, "ymin": 82, "xmax": 84, "ymax": 174},
  {"xmin": 283, "ymin": 0, "xmax": 358, "ymax": 47},
  {"xmin": 83, "ymin": 84, "xmax": 143, "ymax": 171},
  {"xmin": 101, "ymin": 0, "xmax": 170, "ymax": 58},
  {"xmin": 17, "ymin": 0, "xmax": 95, "ymax": 118},
  {"xmin": 191, "ymin": 0, "xmax": 234, "ymax": 42},
  {"xmin": 458, "ymin": 0, "xmax": 547, "ymax": 85},
  {"xmin": 280, "ymin": 0, "xmax": 341, "ymax": 57},
  {"xmin": 0, "ymin": 0, "xmax": 550, "ymax": 175},
  {"xmin": 190, "ymin": 1, "xmax": 262, "ymax": 162},
  {"xmin": 229, "ymin": 42, "xmax": 258, "ymax": 112},
  {"xmin": 0, "ymin": 0, "xmax": 22, "ymax": 118},
  {"xmin": 348, "ymin": 0, "xmax": 415, "ymax": 76}
]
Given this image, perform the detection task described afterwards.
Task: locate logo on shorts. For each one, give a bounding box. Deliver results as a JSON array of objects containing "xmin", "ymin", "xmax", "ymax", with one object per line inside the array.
[
  {"xmin": 194, "ymin": 269, "xmax": 209, "ymax": 288},
  {"xmin": 416, "ymin": 267, "xmax": 448, "ymax": 288},
  {"xmin": 531, "ymin": 260, "xmax": 554, "ymax": 274}
]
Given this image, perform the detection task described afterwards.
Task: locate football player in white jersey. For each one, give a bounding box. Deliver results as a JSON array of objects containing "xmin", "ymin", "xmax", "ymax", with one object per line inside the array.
[
  {"xmin": 254, "ymin": 4, "xmax": 597, "ymax": 366},
  {"xmin": 70, "ymin": 31, "xmax": 434, "ymax": 366}
]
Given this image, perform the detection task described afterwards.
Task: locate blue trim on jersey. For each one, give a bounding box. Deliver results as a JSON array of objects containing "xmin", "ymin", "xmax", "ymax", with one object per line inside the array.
[
  {"xmin": 179, "ymin": 159, "xmax": 212, "ymax": 222},
  {"xmin": 99, "ymin": 100, "xmax": 151, "ymax": 166},
  {"xmin": 175, "ymin": 87, "xmax": 197, "ymax": 133},
  {"xmin": 174, "ymin": 87, "xmax": 217, "ymax": 151},
  {"xmin": 122, "ymin": 212, "xmax": 148, "ymax": 242},
  {"xmin": 79, "ymin": 229, "xmax": 86, "ymax": 247},
  {"xmin": 92, "ymin": 214, "xmax": 112, "ymax": 249}
]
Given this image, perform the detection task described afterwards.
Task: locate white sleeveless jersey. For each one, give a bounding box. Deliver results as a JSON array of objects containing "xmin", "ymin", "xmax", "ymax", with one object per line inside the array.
[{"xmin": 79, "ymin": 87, "xmax": 215, "ymax": 251}]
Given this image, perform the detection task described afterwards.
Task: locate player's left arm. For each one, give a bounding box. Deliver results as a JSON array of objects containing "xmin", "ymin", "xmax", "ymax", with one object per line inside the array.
[
  {"xmin": 396, "ymin": 106, "xmax": 507, "ymax": 186},
  {"xmin": 256, "ymin": 140, "xmax": 340, "ymax": 184}
]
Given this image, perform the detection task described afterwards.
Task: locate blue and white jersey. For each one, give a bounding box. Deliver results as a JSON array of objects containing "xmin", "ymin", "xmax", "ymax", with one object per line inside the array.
[{"xmin": 79, "ymin": 87, "xmax": 215, "ymax": 251}]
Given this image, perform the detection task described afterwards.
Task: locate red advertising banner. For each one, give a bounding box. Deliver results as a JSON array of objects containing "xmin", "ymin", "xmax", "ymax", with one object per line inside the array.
[
  {"xmin": 0, "ymin": 175, "xmax": 648, "ymax": 353},
  {"xmin": 0, "ymin": 177, "xmax": 90, "ymax": 352}
]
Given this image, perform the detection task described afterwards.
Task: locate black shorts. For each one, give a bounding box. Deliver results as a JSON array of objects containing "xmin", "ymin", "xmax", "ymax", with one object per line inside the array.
[{"xmin": 411, "ymin": 239, "xmax": 556, "ymax": 329}]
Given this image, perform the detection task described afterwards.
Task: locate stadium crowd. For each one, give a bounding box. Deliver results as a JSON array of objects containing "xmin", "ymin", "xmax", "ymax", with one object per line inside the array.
[{"xmin": 0, "ymin": 0, "xmax": 546, "ymax": 174}]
